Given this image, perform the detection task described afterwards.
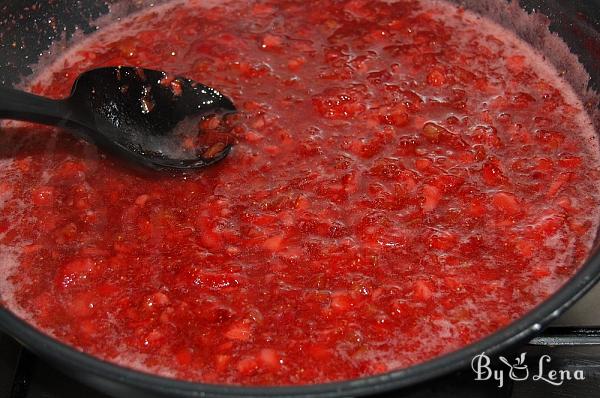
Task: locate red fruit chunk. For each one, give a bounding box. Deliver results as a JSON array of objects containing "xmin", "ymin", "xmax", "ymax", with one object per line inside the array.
[
  {"xmin": 288, "ymin": 57, "xmax": 306, "ymax": 71},
  {"xmin": 199, "ymin": 229, "xmax": 224, "ymax": 250},
  {"xmin": 55, "ymin": 160, "xmax": 87, "ymax": 178},
  {"xmin": 54, "ymin": 258, "xmax": 95, "ymax": 289},
  {"xmin": 260, "ymin": 34, "xmax": 283, "ymax": 50},
  {"xmin": 135, "ymin": 194, "xmax": 149, "ymax": 206},
  {"xmin": 481, "ymin": 161, "xmax": 507, "ymax": 186},
  {"xmin": 427, "ymin": 69, "xmax": 446, "ymax": 86},
  {"xmin": 237, "ymin": 357, "xmax": 259, "ymax": 376},
  {"xmin": 330, "ymin": 291, "xmax": 354, "ymax": 311},
  {"xmin": 467, "ymin": 197, "xmax": 486, "ymax": 217},
  {"xmin": 215, "ymin": 355, "xmax": 231, "ymax": 372},
  {"xmin": 422, "ymin": 122, "xmax": 467, "ymax": 149},
  {"xmin": 422, "ymin": 184, "xmax": 441, "ymax": 212},
  {"xmin": 415, "ymin": 158, "xmax": 432, "ymax": 171},
  {"xmin": 263, "ymin": 235, "xmax": 284, "ymax": 251},
  {"xmin": 176, "ymin": 349, "xmax": 193, "ymax": 367},
  {"xmin": 492, "ymin": 192, "xmax": 521, "ymax": 215},
  {"xmin": 236, "ymin": 62, "xmax": 271, "ymax": 78},
  {"xmin": 348, "ymin": 137, "xmax": 385, "ymax": 159},
  {"xmin": 414, "ymin": 280, "xmax": 434, "ymax": 301},
  {"xmin": 546, "ymin": 173, "xmax": 572, "ymax": 198},
  {"xmin": 453, "ymin": 66, "xmax": 476, "ymax": 83},
  {"xmin": 430, "ymin": 174, "xmax": 465, "ymax": 192},
  {"xmin": 259, "ymin": 348, "xmax": 281, "ymax": 369},
  {"xmin": 429, "ymin": 231, "xmax": 457, "ymax": 251},
  {"xmin": 225, "ymin": 322, "xmax": 252, "ymax": 341},
  {"xmin": 422, "ymin": 122, "xmax": 443, "ymax": 141},
  {"xmin": 312, "ymin": 88, "xmax": 366, "ymax": 119},
  {"xmin": 558, "ymin": 156, "xmax": 582, "ymax": 169},
  {"xmin": 506, "ymin": 55, "xmax": 526, "ymax": 73},
  {"xmin": 472, "ymin": 125, "xmax": 502, "ymax": 148},
  {"xmin": 511, "ymin": 92, "xmax": 536, "ymax": 108},
  {"xmin": 368, "ymin": 158, "xmax": 405, "ymax": 179},
  {"xmin": 536, "ymin": 130, "xmax": 566, "ymax": 150},
  {"xmin": 379, "ymin": 107, "xmax": 409, "ymax": 127},
  {"xmin": 31, "ymin": 186, "xmax": 55, "ymax": 206}
]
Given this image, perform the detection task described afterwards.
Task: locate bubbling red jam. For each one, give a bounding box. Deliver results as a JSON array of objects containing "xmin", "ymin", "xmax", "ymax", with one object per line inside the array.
[{"xmin": 1, "ymin": 0, "xmax": 600, "ymax": 386}]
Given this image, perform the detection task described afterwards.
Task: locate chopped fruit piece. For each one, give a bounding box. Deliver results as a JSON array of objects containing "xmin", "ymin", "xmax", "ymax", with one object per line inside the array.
[
  {"xmin": 415, "ymin": 158, "xmax": 432, "ymax": 171},
  {"xmin": 202, "ymin": 142, "xmax": 228, "ymax": 159},
  {"xmin": 536, "ymin": 130, "xmax": 566, "ymax": 149},
  {"xmin": 215, "ymin": 355, "xmax": 231, "ymax": 372},
  {"xmin": 313, "ymin": 87, "xmax": 366, "ymax": 119},
  {"xmin": 506, "ymin": 55, "xmax": 526, "ymax": 73},
  {"xmin": 237, "ymin": 357, "xmax": 259, "ymax": 376},
  {"xmin": 515, "ymin": 240, "xmax": 535, "ymax": 258},
  {"xmin": 225, "ymin": 322, "xmax": 252, "ymax": 341},
  {"xmin": 467, "ymin": 197, "xmax": 486, "ymax": 217},
  {"xmin": 429, "ymin": 231, "xmax": 457, "ymax": 250},
  {"xmin": 379, "ymin": 106, "xmax": 409, "ymax": 127},
  {"xmin": 421, "ymin": 122, "xmax": 467, "ymax": 149},
  {"xmin": 288, "ymin": 57, "xmax": 306, "ymax": 71},
  {"xmin": 244, "ymin": 130, "xmax": 262, "ymax": 142},
  {"xmin": 176, "ymin": 349, "xmax": 193, "ymax": 366},
  {"xmin": 422, "ymin": 122, "xmax": 443, "ymax": 140},
  {"xmin": 55, "ymin": 160, "xmax": 87, "ymax": 178},
  {"xmin": 427, "ymin": 69, "xmax": 446, "ymax": 86},
  {"xmin": 330, "ymin": 291, "xmax": 353, "ymax": 311},
  {"xmin": 259, "ymin": 348, "xmax": 281, "ymax": 368},
  {"xmin": 546, "ymin": 173, "xmax": 572, "ymax": 198},
  {"xmin": 558, "ymin": 156, "xmax": 582, "ymax": 169},
  {"xmin": 422, "ymin": 184, "xmax": 441, "ymax": 212},
  {"xmin": 263, "ymin": 235, "xmax": 284, "ymax": 251},
  {"xmin": 260, "ymin": 34, "xmax": 283, "ymax": 50},
  {"xmin": 135, "ymin": 194, "xmax": 149, "ymax": 206},
  {"xmin": 170, "ymin": 80, "xmax": 183, "ymax": 96},
  {"xmin": 199, "ymin": 229, "xmax": 223, "ymax": 250},
  {"xmin": 492, "ymin": 192, "xmax": 521, "ymax": 215},
  {"xmin": 54, "ymin": 258, "xmax": 95, "ymax": 289},
  {"xmin": 481, "ymin": 161, "xmax": 507, "ymax": 186},
  {"xmin": 31, "ymin": 186, "xmax": 55, "ymax": 206},
  {"xmin": 414, "ymin": 280, "xmax": 434, "ymax": 301}
]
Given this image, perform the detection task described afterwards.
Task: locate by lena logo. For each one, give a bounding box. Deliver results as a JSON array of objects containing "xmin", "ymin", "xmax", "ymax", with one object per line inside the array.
[{"xmin": 471, "ymin": 352, "xmax": 585, "ymax": 388}]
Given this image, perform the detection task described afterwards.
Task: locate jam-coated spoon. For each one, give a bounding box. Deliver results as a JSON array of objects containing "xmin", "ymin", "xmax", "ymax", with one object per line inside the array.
[{"xmin": 0, "ymin": 67, "xmax": 236, "ymax": 170}]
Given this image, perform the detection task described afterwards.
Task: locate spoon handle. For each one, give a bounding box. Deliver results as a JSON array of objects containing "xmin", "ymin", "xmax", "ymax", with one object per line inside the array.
[{"xmin": 0, "ymin": 87, "xmax": 72, "ymax": 127}]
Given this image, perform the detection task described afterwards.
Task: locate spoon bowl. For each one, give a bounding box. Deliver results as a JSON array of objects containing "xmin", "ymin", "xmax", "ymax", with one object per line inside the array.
[{"xmin": 0, "ymin": 66, "xmax": 237, "ymax": 170}]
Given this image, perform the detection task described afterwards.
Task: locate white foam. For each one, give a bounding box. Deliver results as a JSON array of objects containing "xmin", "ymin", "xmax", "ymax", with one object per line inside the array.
[{"xmin": 0, "ymin": 244, "xmax": 31, "ymax": 319}]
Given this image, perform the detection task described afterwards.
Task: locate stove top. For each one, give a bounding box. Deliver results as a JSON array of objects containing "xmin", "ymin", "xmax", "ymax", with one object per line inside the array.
[{"xmin": 2, "ymin": 286, "xmax": 600, "ymax": 398}]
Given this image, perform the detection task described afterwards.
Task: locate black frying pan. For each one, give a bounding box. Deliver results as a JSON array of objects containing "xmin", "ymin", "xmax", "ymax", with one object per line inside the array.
[{"xmin": 1, "ymin": 1, "xmax": 600, "ymax": 397}]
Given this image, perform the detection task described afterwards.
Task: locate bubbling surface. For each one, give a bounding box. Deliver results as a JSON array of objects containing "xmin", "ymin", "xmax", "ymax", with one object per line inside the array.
[{"xmin": 1, "ymin": 0, "xmax": 600, "ymax": 386}]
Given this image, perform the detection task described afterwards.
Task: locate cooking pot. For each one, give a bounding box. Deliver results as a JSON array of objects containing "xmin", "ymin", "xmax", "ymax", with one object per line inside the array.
[{"xmin": 1, "ymin": 0, "xmax": 600, "ymax": 397}]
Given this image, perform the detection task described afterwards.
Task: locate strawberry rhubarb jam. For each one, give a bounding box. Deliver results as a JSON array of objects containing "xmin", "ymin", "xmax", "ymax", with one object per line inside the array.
[{"xmin": 1, "ymin": 0, "xmax": 600, "ymax": 386}]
